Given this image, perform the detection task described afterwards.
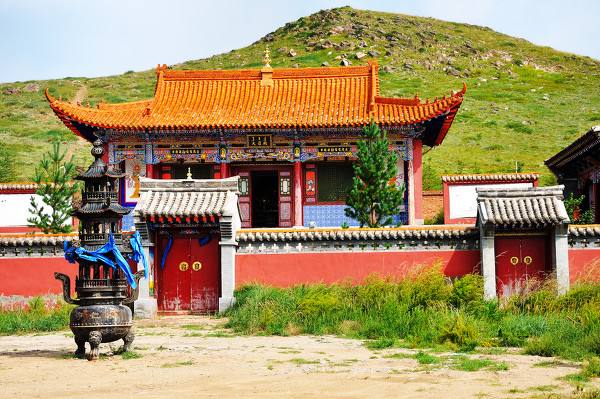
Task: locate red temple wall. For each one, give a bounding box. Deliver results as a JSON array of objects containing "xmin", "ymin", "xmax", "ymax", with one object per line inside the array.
[
  {"xmin": 1, "ymin": 247, "xmax": 599, "ymax": 297},
  {"xmin": 0, "ymin": 257, "xmax": 76, "ymax": 297},
  {"xmin": 569, "ymin": 248, "xmax": 600, "ymax": 283},
  {"xmin": 235, "ymin": 250, "xmax": 480, "ymax": 287}
]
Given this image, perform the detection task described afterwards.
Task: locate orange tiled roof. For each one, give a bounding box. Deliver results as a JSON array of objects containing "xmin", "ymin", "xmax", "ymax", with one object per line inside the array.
[{"xmin": 46, "ymin": 61, "xmax": 465, "ymax": 146}]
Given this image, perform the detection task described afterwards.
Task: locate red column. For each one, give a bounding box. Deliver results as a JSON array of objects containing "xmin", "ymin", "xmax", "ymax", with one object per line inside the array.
[
  {"xmin": 220, "ymin": 162, "xmax": 229, "ymax": 179},
  {"xmin": 293, "ymin": 161, "xmax": 303, "ymax": 226},
  {"xmin": 413, "ymin": 139, "xmax": 423, "ymax": 224},
  {"xmin": 145, "ymin": 163, "xmax": 154, "ymax": 179}
]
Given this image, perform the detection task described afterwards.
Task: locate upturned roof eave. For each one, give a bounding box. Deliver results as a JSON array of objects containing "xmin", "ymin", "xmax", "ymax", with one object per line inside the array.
[{"xmin": 45, "ymin": 63, "xmax": 466, "ymax": 145}]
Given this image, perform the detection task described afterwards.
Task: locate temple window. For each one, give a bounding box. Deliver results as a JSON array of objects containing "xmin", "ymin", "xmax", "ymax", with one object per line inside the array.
[{"xmin": 316, "ymin": 163, "xmax": 354, "ymax": 203}]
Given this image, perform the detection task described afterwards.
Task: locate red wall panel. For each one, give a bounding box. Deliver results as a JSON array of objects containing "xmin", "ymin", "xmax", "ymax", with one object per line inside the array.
[
  {"xmin": 569, "ymin": 249, "xmax": 600, "ymax": 282},
  {"xmin": 0, "ymin": 257, "xmax": 77, "ymax": 296},
  {"xmin": 236, "ymin": 250, "xmax": 480, "ymax": 287}
]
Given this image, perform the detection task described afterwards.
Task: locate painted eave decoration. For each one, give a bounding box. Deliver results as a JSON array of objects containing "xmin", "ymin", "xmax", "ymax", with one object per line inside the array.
[{"xmin": 45, "ymin": 61, "xmax": 466, "ymax": 147}]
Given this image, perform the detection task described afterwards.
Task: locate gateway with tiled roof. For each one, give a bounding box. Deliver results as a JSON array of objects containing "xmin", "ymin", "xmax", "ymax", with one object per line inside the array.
[
  {"xmin": 442, "ymin": 172, "xmax": 539, "ymax": 225},
  {"xmin": 47, "ymin": 57, "xmax": 465, "ymax": 231}
]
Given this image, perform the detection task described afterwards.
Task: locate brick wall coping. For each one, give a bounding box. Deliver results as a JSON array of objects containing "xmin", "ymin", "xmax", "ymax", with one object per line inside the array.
[
  {"xmin": 0, "ymin": 233, "xmax": 77, "ymax": 246},
  {"xmin": 237, "ymin": 225, "xmax": 479, "ymax": 242},
  {"xmin": 569, "ymin": 224, "xmax": 600, "ymax": 237}
]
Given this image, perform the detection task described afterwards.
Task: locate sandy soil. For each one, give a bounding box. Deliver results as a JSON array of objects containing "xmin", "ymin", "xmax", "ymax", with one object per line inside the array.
[{"xmin": 0, "ymin": 316, "xmax": 597, "ymax": 399}]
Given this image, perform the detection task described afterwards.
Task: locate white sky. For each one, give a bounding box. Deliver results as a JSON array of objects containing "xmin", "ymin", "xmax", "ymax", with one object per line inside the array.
[{"xmin": 2, "ymin": 0, "xmax": 599, "ymax": 83}]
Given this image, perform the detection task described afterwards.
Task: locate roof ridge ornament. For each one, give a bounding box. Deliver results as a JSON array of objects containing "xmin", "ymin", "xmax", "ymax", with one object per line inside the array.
[
  {"xmin": 260, "ymin": 46, "xmax": 274, "ymax": 87},
  {"xmin": 263, "ymin": 46, "xmax": 272, "ymax": 68}
]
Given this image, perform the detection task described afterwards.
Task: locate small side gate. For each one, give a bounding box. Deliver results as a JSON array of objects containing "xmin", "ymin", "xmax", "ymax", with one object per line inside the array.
[
  {"xmin": 157, "ymin": 231, "xmax": 220, "ymax": 313},
  {"xmin": 495, "ymin": 235, "xmax": 548, "ymax": 296}
]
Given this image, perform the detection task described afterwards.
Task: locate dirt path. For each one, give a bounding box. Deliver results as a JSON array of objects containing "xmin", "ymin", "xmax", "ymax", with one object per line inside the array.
[
  {"xmin": 72, "ymin": 84, "xmax": 87, "ymax": 105},
  {"xmin": 0, "ymin": 316, "xmax": 597, "ymax": 399}
]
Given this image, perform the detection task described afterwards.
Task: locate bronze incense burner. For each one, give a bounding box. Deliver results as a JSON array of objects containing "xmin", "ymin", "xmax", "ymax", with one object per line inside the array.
[{"xmin": 56, "ymin": 139, "xmax": 143, "ymax": 360}]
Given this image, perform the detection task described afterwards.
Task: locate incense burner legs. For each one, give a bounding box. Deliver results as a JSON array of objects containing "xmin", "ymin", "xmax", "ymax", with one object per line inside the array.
[{"xmin": 70, "ymin": 304, "xmax": 134, "ymax": 361}]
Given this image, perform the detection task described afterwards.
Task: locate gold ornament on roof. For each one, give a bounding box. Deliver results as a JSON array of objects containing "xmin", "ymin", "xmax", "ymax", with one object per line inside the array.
[{"xmin": 263, "ymin": 46, "xmax": 272, "ymax": 68}]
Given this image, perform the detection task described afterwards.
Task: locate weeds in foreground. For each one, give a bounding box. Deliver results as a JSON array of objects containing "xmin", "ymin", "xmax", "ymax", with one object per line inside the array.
[
  {"xmin": 449, "ymin": 356, "xmax": 508, "ymax": 372},
  {"xmin": 383, "ymin": 350, "xmax": 509, "ymax": 372},
  {"xmin": 161, "ymin": 360, "xmax": 194, "ymax": 368},
  {"xmin": 226, "ymin": 265, "xmax": 600, "ymax": 361},
  {"xmin": 0, "ymin": 297, "xmax": 73, "ymax": 335},
  {"xmin": 121, "ymin": 351, "xmax": 143, "ymax": 360}
]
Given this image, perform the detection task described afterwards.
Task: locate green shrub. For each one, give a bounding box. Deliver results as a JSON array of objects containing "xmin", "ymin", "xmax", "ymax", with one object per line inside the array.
[
  {"xmin": 582, "ymin": 356, "xmax": 600, "ymax": 378},
  {"xmin": 525, "ymin": 333, "xmax": 566, "ymax": 358},
  {"xmin": 450, "ymin": 274, "xmax": 484, "ymax": 309},
  {"xmin": 399, "ymin": 265, "xmax": 452, "ymax": 308},
  {"xmin": 415, "ymin": 351, "xmax": 440, "ymax": 364},
  {"xmin": 0, "ymin": 298, "xmax": 73, "ymax": 335},
  {"xmin": 226, "ymin": 266, "xmax": 600, "ymax": 361},
  {"xmin": 498, "ymin": 315, "xmax": 548, "ymax": 347},
  {"xmin": 450, "ymin": 356, "xmax": 494, "ymax": 371},
  {"xmin": 555, "ymin": 284, "xmax": 600, "ymax": 312},
  {"xmin": 438, "ymin": 312, "xmax": 481, "ymax": 351},
  {"xmin": 366, "ymin": 337, "xmax": 395, "ymax": 349}
]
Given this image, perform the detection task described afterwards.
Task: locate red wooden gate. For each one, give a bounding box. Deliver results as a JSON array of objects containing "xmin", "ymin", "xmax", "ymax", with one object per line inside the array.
[
  {"xmin": 157, "ymin": 232, "xmax": 220, "ymax": 313},
  {"xmin": 495, "ymin": 235, "xmax": 547, "ymax": 296}
]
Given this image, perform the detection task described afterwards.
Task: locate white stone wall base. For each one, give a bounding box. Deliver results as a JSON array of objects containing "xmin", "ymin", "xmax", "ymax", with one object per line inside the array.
[
  {"xmin": 134, "ymin": 298, "xmax": 158, "ymax": 319},
  {"xmin": 219, "ymin": 296, "xmax": 236, "ymax": 313}
]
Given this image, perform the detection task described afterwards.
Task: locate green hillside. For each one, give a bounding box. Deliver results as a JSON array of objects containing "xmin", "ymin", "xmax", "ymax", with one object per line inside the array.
[{"xmin": 1, "ymin": 6, "xmax": 599, "ymax": 188}]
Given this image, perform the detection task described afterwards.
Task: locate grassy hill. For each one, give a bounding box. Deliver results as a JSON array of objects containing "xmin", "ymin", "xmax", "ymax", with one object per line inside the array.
[{"xmin": 1, "ymin": 6, "xmax": 599, "ymax": 188}]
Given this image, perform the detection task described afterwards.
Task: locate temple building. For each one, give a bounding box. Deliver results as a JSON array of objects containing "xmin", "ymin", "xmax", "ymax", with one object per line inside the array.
[
  {"xmin": 546, "ymin": 126, "xmax": 600, "ymax": 224},
  {"xmin": 47, "ymin": 58, "xmax": 465, "ymax": 229}
]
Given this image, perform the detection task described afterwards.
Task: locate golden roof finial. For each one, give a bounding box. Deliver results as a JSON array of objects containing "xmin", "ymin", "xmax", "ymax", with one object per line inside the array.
[{"xmin": 263, "ymin": 46, "xmax": 272, "ymax": 68}]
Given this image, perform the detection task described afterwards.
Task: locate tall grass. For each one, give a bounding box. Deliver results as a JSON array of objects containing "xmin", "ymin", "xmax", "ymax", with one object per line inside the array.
[
  {"xmin": 0, "ymin": 297, "xmax": 73, "ymax": 335},
  {"xmin": 226, "ymin": 265, "xmax": 600, "ymax": 361}
]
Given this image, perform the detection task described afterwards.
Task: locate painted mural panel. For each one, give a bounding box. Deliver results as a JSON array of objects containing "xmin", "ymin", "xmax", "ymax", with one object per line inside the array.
[{"xmin": 123, "ymin": 158, "xmax": 146, "ymax": 205}]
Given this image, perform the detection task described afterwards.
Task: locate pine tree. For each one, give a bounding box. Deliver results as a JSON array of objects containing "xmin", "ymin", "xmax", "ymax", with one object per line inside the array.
[
  {"xmin": 28, "ymin": 141, "xmax": 79, "ymax": 233},
  {"xmin": 345, "ymin": 121, "xmax": 405, "ymax": 227}
]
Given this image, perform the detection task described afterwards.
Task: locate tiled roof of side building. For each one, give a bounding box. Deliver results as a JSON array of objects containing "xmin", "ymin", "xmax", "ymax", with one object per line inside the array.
[
  {"xmin": 442, "ymin": 173, "xmax": 539, "ymax": 183},
  {"xmin": 545, "ymin": 126, "xmax": 600, "ymax": 173},
  {"xmin": 134, "ymin": 176, "xmax": 240, "ymax": 220},
  {"xmin": 46, "ymin": 61, "xmax": 465, "ymax": 147}
]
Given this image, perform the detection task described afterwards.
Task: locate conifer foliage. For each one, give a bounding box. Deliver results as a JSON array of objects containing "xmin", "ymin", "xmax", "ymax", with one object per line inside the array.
[
  {"xmin": 28, "ymin": 141, "xmax": 79, "ymax": 233},
  {"xmin": 0, "ymin": 146, "xmax": 15, "ymax": 182},
  {"xmin": 345, "ymin": 121, "xmax": 405, "ymax": 227}
]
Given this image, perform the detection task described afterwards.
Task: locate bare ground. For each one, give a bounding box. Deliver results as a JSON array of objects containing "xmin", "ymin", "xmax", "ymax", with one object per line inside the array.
[{"xmin": 0, "ymin": 316, "xmax": 597, "ymax": 399}]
